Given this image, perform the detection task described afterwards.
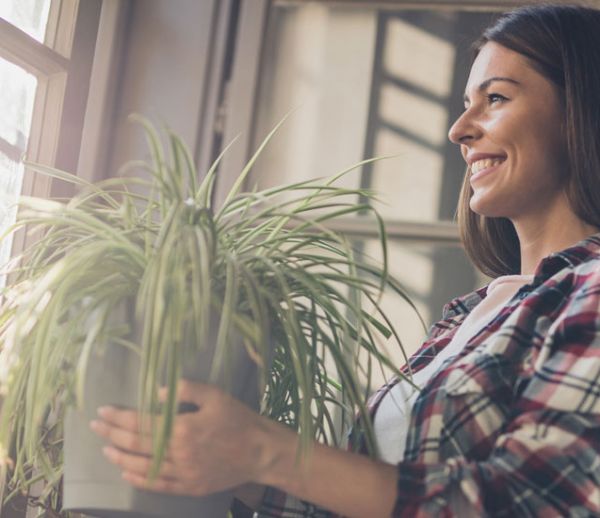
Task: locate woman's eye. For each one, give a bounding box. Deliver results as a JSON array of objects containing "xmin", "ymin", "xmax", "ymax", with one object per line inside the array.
[{"xmin": 487, "ymin": 93, "xmax": 507, "ymax": 104}]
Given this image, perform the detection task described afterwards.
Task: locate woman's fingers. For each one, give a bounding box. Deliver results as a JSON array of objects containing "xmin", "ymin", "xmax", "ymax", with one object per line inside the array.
[
  {"xmin": 102, "ymin": 446, "xmax": 179, "ymax": 479},
  {"xmin": 103, "ymin": 446, "xmax": 204, "ymax": 496},
  {"xmin": 98, "ymin": 380, "xmax": 214, "ymax": 433},
  {"xmin": 96, "ymin": 406, "xmax": 153, "ymax": 431},
  {"xmin": 90, "ymin": 419, "xmax": 154, "ymax": 455},
  {"xmin": 91, "ymin": 407, "xmax": 176, "ymax": 461},
  {"xmin": 92, "ymin": 381, "xmax": 268, "ymax": 496}
]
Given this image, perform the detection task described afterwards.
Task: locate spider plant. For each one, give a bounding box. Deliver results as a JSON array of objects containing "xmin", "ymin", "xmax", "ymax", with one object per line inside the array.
[{"xmin": 0, "ymin": 117, "xmax": 417, "ymax": 516}]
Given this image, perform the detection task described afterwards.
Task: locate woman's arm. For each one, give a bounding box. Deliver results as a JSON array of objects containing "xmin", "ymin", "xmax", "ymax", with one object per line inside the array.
[
  {"xmin": 258, "ymin": 414, "xmax": 398, "ymax": 517},
  {"xmin": 91, "ymin": 380, "xmax": 397, "ymax": 518},
  {"xmin": 91, "ymin": 350, "xmax": 600, "ymax": 518}
]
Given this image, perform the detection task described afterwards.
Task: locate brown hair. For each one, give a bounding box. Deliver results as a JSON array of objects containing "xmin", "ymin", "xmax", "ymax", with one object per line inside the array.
[{"xmin": 457, "ymin": 4, "xmax": 600, "ymax": 277}]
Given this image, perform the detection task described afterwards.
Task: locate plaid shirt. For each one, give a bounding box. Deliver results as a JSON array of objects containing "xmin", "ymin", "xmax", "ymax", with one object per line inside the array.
[{"xmin": 256, "ymin": 232, "xmax": 600, "ymax": 517}]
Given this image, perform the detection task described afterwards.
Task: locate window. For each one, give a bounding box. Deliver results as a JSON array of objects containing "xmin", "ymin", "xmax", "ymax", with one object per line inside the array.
[
  {"xmin": 232, "ymin": 2, "xmax": 498, "ymax": 384},
  {"xmin": 0, "ymin": 2, "xmax": 101, "ymax": 514},
  {"xmin": 0, "ymin": 0, "xmax": 100, "ymax": 279}
]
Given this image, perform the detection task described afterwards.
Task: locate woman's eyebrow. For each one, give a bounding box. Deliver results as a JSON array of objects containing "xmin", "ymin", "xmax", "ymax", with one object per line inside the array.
[{"xmin": 463, "ymin": 76, "xmax": 521, "ymax": 103}]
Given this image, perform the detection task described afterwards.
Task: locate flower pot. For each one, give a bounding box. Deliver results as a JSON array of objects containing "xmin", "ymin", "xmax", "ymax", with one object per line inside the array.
[{"xmin": 62, "ymin": 303, "xmax": 263, "ymax": 517}]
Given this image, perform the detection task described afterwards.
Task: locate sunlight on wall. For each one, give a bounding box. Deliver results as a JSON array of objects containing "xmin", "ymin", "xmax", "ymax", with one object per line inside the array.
[
  {"xmin": 358, "ymin": 240, "xmax": 433, "ymax": 390},
  {"xmin": 371, "ymin": 129, "xmax": 443, "ymax": 222},
  {"xmin": 251, "ymin": 5, "xmax": 376, "ymax": 193},
  {"xmin": 358, "ymin": 239, "xmax": 480, "ymax": 389},
  {"xmin": 379, "ymin": 83, "xmax": 449, "ymax": 147},
  {"xmin": 369, "ymin": 16, "xmax": 456, "ymax": 223},
  {"xmin": 383, "ymin": 18, "xmax": 455, "ymax": 98},
  {"xmin": 251, "ymin": 3, "xmax": 488, "ymax": 398}
]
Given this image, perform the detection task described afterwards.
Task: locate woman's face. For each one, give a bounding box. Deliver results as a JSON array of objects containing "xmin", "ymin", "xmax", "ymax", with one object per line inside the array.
[{"xmin": 448, "ymin": 42, "xmax": 568, "ymax": 221}]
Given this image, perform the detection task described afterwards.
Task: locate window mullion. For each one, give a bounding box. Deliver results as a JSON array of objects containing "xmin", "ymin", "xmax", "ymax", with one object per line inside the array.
[
  {"xmin": 45, "ymin": 0, "xmax": 80, "ymax": 58},
  {"xmin": 325, "ymin": 218, "xmax": 460, "ymax": 243},
  {"xmin": 286, "ymin": 0, "xmax": 588, "ymax": 10},
  {"xmin": 0, "ymin": 17, "xmax": 69, "ymax": 75}
]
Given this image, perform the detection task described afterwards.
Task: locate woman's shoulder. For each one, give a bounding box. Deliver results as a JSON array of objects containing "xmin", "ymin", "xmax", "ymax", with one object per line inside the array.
[{"xmin": 542, "ymin": 245, "xmax": 600, "ymax": 302}]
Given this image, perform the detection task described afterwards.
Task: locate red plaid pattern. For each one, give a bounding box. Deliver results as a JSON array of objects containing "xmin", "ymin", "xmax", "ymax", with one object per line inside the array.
[{"xmin": 256, "ymin": 233, "xmax": 600, "ymax": 517}]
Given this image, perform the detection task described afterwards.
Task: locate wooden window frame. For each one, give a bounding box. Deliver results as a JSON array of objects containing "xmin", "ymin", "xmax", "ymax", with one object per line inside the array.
[
  {"xmin": 0, "ymin": 2, "xmax": 102, "ymax": 512},
  {"xmin": 0, "ymin": 0, "xmax": 101, "ymax": 257}
]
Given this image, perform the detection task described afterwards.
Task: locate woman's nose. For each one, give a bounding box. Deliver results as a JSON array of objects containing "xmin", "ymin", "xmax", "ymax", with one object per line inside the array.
[{"xmin": 447, "ymin": 109, "xmax": 479, "ymax": 145}]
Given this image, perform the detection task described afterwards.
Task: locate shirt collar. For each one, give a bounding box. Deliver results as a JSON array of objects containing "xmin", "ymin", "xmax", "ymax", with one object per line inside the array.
[
  {"xmin": 441, "ymin": 286, "xmax": 487, "ymax": 320},
  {"xmin": 532, "ymin": 231, "xmax": 600, "ymax": 283},
  {"xmin": 441, "ymin": 231, "xmax": 600, "ymax": 320}
]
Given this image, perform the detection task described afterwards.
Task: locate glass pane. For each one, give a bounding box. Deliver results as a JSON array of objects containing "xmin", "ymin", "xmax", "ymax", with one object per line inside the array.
[
  {"xmin": 0, "ymin": 0, "xmax": 52, "ymax": 43},
  {"xmin": 0, "ymin": 57, "xmax": 38, "ymax": 280},
  {"xmin": 251, "ymin": 4, "xmax": 495, "ymax": 223},
  {"xmin": 359, "ymin": 238, "xmax": 489, "ymax": 388},
  {"xmin": 0, "ymin": 57, "xmax": 38, "ymax": 152},
  {"xmin": 0, "ymin": 153, "xmax": 24, "ymax": 282}
]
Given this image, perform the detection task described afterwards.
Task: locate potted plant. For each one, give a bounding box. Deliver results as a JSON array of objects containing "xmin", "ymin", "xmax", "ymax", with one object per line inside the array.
[{"xmin": 0, "ymin": 117, "xmax": 416, "ymax": 517}]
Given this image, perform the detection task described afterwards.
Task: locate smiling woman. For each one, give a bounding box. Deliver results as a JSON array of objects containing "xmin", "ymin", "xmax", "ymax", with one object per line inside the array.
[
  {"xmin": 456, "ymin": 5, "xmax": 600, "ymax": 279},
  {"xmin": 449, "ymin": 42, "xmax": 570, "ymax": 242},
  {"xmin": 94, "ymin": 5, "xmax": 600, "ymax": 517}
]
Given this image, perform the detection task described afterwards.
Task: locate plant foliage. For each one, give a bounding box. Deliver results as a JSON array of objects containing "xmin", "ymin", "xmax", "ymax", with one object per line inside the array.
[{"xmin": 0, "ymin": 117, "xmax": 418, "ymax": 514}]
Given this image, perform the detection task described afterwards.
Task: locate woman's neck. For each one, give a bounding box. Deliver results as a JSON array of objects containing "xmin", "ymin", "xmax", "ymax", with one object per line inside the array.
[{"xmin": 513, "ymin": 195, "xmax": 599, "ymax": 275}]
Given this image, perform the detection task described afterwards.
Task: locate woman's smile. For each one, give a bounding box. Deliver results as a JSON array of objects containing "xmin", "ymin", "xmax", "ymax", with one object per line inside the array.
[
  {"xmin": 469, "ymin": 156, "xmax": 506, "ymax": 182},
  {"xmin": 470, "ymin": 161, "xmax": 503, "ymax": 183},
  {"xmin": 448, "ymin": 42, "xmax": 568, "ymax": 222}
]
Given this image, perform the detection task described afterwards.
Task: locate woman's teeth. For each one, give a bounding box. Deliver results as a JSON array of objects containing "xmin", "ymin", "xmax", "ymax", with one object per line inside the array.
[{"xmin": 471, "ymin": 158, "xmax": 504, "ymax": 175}]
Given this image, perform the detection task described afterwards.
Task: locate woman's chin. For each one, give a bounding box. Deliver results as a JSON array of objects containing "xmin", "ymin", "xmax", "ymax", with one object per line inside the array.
[
  {"xmin": 469, "ymin": 197, "xmax": 506, "ymax": 218},
  {"xmin": 469, "ymin": 197, "xmax": 490, "ymax": 216}
]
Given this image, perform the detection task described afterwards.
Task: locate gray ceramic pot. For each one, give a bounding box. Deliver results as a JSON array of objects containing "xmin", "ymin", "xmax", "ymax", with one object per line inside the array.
[{"xmin": 62, "ymin": 304, "xmax": 262, "ymax": 517}]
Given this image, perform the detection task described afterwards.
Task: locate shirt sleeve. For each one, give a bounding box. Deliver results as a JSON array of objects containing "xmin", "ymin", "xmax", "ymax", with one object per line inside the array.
[{"xmin": 392, "ymin": 312, "xmax": 600, "ymax": 517}]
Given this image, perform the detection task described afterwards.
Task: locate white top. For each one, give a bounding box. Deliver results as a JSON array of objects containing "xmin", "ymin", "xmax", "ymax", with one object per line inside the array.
[{"xmin": 374, "ymin": 274, "xmax": 534, "ymax": 464}]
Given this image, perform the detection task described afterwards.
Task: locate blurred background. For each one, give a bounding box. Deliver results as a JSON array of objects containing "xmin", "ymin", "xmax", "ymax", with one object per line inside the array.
[{"xmin": 0, "ymin": 0, "xmax": 570, "ymax": 389}]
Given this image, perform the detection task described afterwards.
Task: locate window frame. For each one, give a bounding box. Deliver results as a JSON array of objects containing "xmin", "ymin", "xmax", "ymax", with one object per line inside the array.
[
  {"xmin": 217, "ymin": 0, "xmax": 600, "ymax": 245},
  {"xmin": 0, "ymin": 6, "xmax": 102, "ymax": 516},
  {"xmin": 0, "ymin": 0, "xmax": 101, "ymax": 257}
]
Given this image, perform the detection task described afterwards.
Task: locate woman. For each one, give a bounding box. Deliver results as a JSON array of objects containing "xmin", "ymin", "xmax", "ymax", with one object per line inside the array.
[{"xmin": 91, "ymin": 4, "xmax": 600, "ymax": 516}]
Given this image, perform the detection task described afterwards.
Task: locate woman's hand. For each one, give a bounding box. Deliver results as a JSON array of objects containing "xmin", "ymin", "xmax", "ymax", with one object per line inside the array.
[
  {"xmin": 90, "ymin": 379, "xmax": 277, "ymax": 497},
  {"xmin": 91, "ymin": 379, "xmax": 398, "ymax": 517}
]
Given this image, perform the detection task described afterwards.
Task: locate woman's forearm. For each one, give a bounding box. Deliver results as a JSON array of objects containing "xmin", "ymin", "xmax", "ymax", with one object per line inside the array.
[
  {"xmin": 255, "ymin": 417, "xmax": 398, "ymax": 518},
  {"xmin": 93, "ymin": 381, "xmax": 398, "ymax": 516}
]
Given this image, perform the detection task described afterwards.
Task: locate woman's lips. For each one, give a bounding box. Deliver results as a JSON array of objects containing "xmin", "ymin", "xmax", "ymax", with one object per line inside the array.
[{"xmin": 470, "ymin": 160, "xmax": 505, "ymax": 183}]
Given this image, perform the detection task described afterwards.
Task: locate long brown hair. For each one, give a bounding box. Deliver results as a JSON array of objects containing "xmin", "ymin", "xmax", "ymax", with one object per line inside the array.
[{"xmin": 457, "ymin": 4, "xmax": 600, "ymax": 277}]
